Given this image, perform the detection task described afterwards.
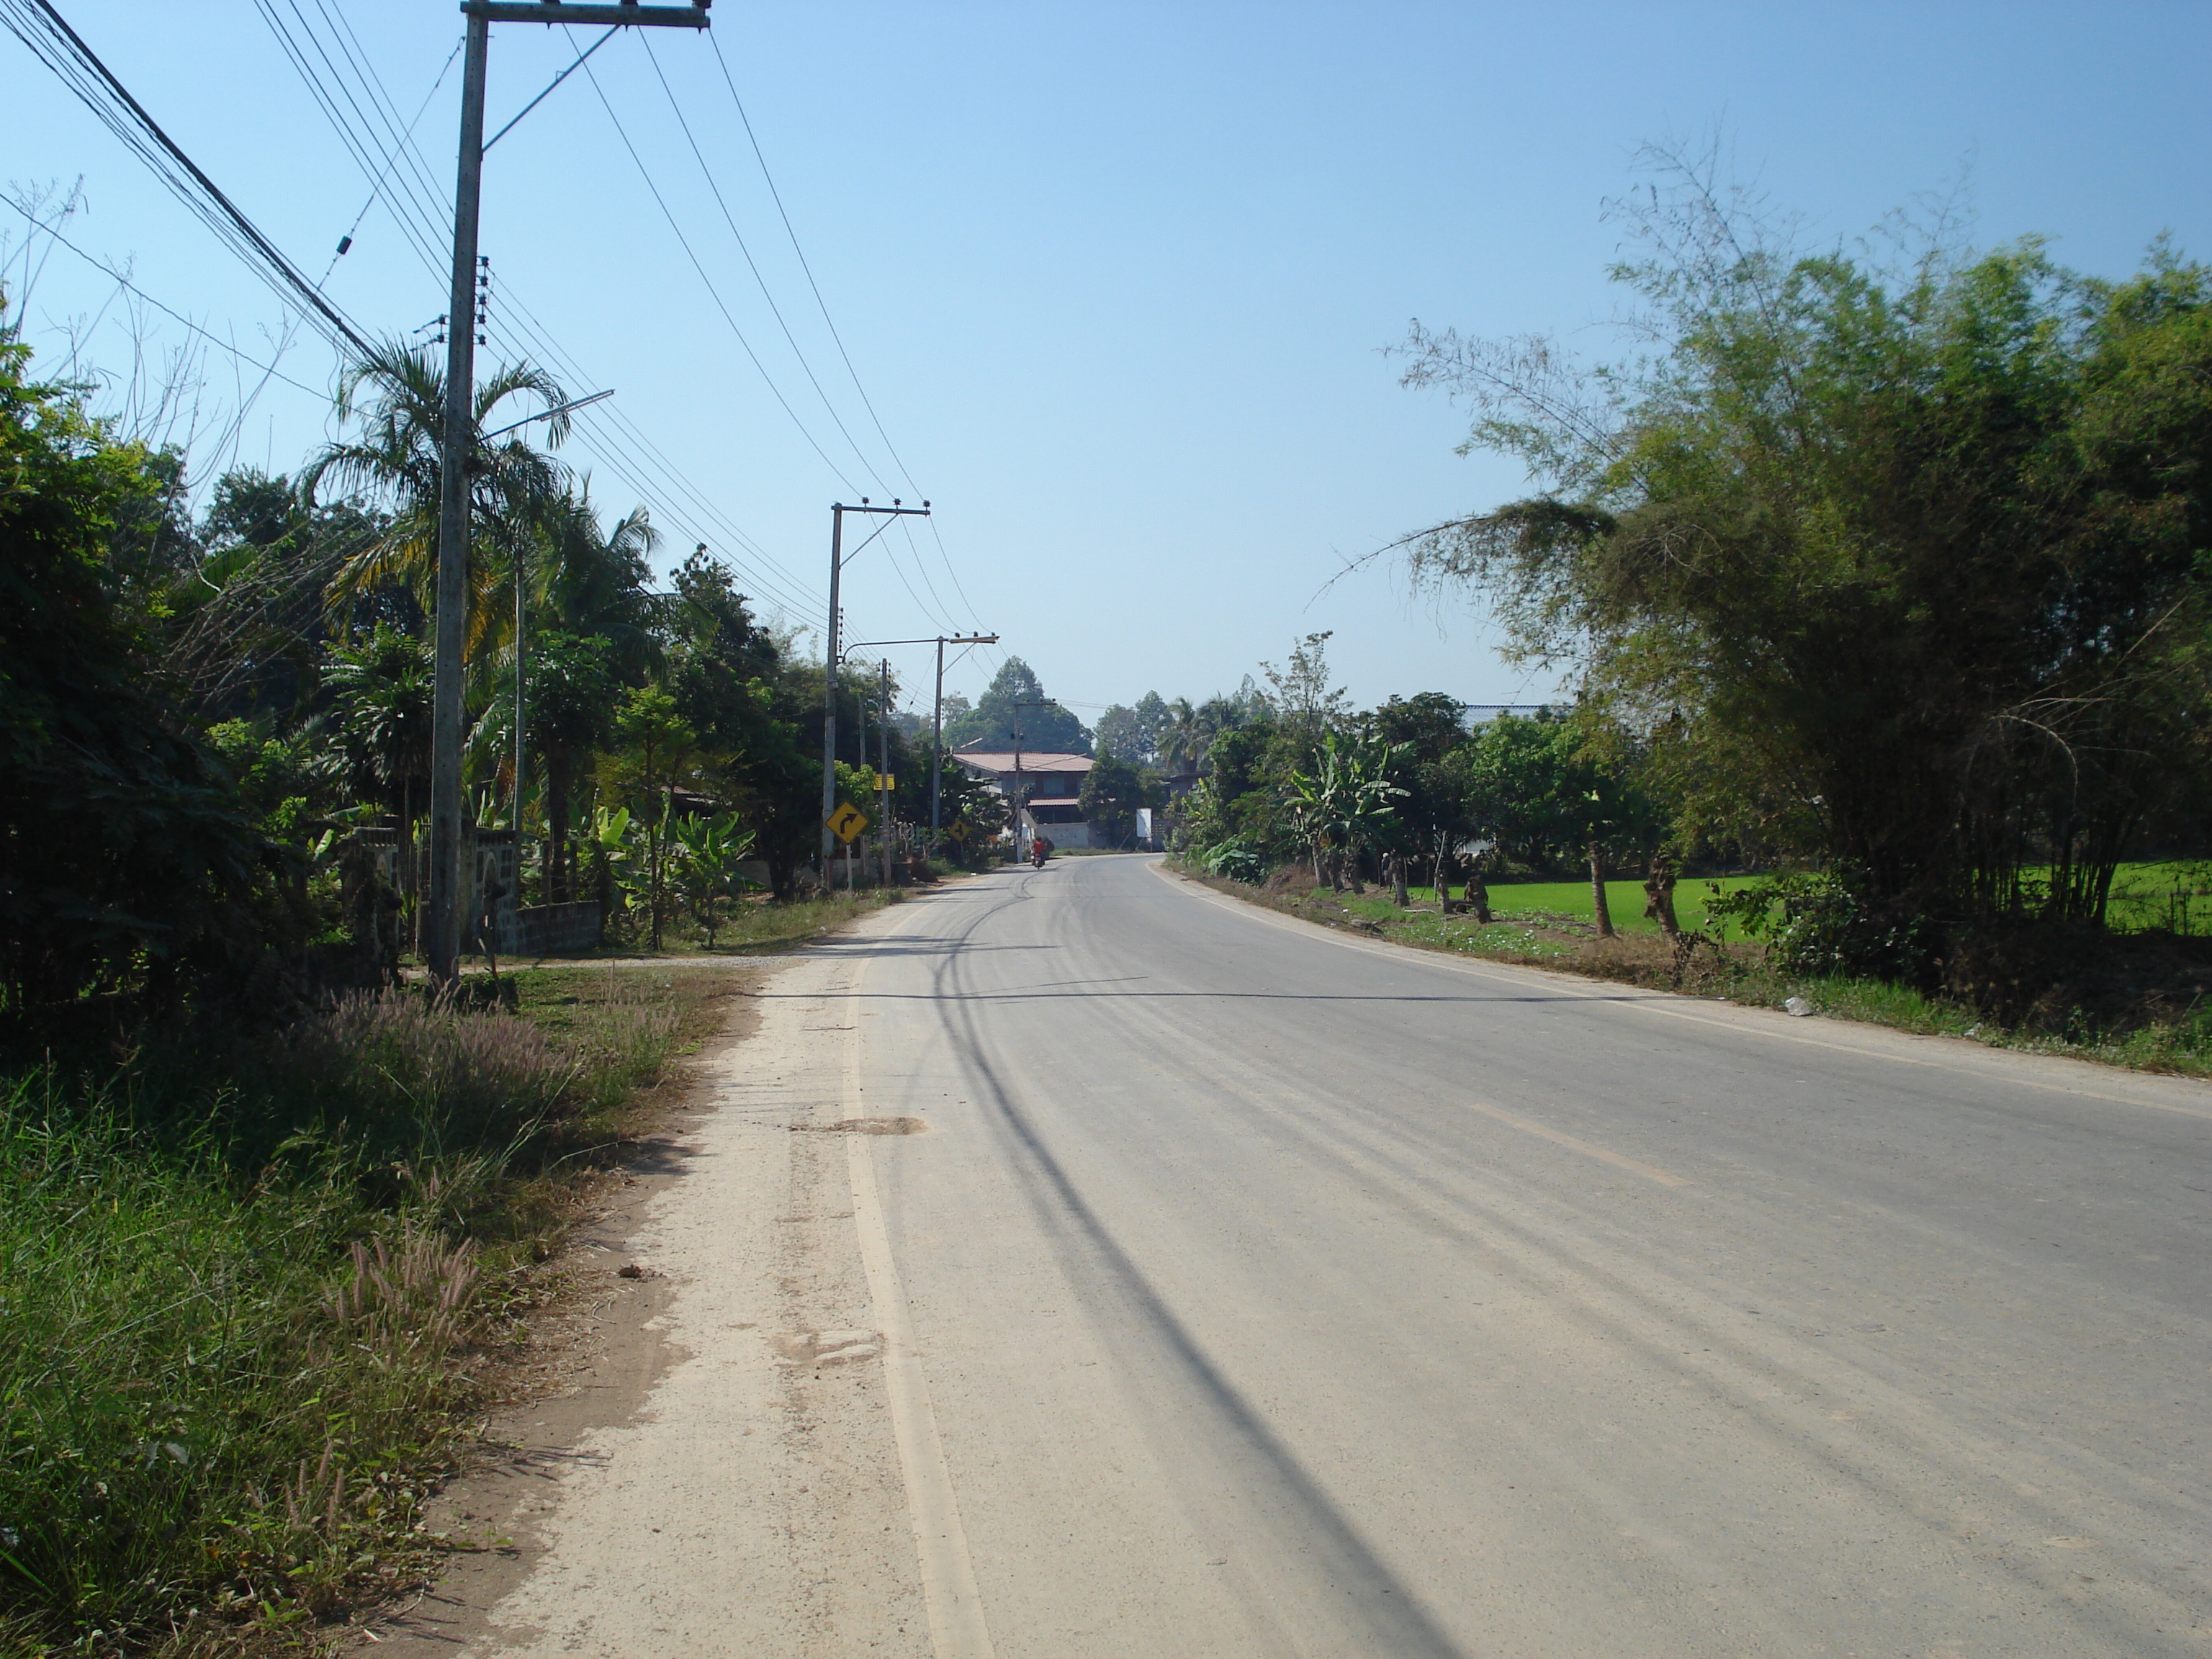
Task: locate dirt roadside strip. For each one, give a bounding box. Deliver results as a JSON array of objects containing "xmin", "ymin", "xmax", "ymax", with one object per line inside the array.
[{"xmin": 365, "ymin": 908, "xmax": 935, "ymax": 1658}]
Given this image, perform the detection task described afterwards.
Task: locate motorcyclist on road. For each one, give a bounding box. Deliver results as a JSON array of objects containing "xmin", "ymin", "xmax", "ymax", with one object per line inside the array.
[{"xmin": 1030, "ymin": 833, "xmax": 1054, "ymax": 869}]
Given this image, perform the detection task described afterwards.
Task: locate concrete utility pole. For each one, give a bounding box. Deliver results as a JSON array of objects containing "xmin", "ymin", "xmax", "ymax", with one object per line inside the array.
[
  {"xmin": 819, "ymin": 499, "xmax": 930, "ymax": 878},
  {"xmin": 1011, "ymin": 698, "xmax": 1057, "ymax": 858},
  {"xmin": 932, "ymin": 632, "xmax": 997, "ymax": 847},
  {"xmin": 878, "ymin": 658, "xmax": 894, "ymax": 890},
  {"xmin": 424, "ymin": 1, "xmax": 709, "ymax": 986}
]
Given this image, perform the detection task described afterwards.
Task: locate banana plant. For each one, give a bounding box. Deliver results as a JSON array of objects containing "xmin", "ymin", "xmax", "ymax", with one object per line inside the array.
[
  {"xmin": 668, "ymin": 812, "xmax": 756, "ymax": 948},
  {"xmin": 590, "ymin": 804, "xmax": 652, "ymax": 925},
  {"xmin": 1285, "ymin": 733, "xmax": 1410, "ymax": 891}
]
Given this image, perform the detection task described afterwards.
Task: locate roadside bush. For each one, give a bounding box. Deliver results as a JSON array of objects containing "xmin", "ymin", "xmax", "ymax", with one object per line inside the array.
[
  {"xmin": 0, "ymin": 981, "xmax": 685, "ymax": 1654},
  {"xmin": 1941, "ymin": 917, "xmax": 2212, "ymax": 1034},
  {"xmin": 0, "ymin": 1077, "xmax": 480, "ymax": 1653},
  {"xmin": 1704, "ymin": 865, "xmax": 1935, "ymax": 984},
  {"xmin": 1203, "ymin": 842, "xmax": 1269, "ymax": 885}
]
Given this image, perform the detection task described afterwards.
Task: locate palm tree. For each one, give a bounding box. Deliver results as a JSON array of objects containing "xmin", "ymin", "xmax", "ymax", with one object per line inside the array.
[
  {"xmin": 305, "ymin": 341, "xmax": 571, "ymax": 657},
  {"xmin": 541, "ymin": 490, "xmax": 664, "ymax": 678},
  {"xmin": 1160, "ymin": 697, "xmax": 1202, "ymax": 775}
]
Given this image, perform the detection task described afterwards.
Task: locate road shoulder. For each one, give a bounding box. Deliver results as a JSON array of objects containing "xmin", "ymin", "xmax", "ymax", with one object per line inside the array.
[{"xmin": 364, "ymin": 924, "xmax": 930, "ymax": 1657}]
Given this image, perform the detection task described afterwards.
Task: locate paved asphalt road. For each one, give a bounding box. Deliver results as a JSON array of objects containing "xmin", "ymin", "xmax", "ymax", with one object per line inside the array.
[{"xmin": 830, "ymin": 855, "xmax": 2212, "ymax": 1658}]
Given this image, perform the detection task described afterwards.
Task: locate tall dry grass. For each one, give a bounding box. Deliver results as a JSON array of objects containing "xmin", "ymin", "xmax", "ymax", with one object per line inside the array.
[{"xmin": 0, "ymin": 978, "xmax": 691, "ymax": 1655}]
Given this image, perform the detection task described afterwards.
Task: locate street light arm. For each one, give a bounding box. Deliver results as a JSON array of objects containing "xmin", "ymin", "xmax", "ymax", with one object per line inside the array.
[{"xmin": 481, "ymin": 386, "xmax": 613, "ymax": 440}]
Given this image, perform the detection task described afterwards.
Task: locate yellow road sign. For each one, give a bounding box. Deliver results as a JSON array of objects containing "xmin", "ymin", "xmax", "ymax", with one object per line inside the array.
[{"xmin": 827, "ymin": 802, "xmax": 868, "ymax": 843}]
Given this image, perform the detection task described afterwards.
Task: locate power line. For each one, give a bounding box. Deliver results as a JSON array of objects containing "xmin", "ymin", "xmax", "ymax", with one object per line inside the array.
[
  {"xmin": 243, "ymin": 5, "xmax": 827, "ymax": 620},
  {"xmin": 254, "ymin": 1, "xmax": 454, "ymax": 284},
  {"xmin": 3, "ymin": 195, "xmax": 329, "ymax": 398},
  {"xmin": 572, "ymin": 35, "xmax": 864, "ymax": 495},
  {"xmin": 895, "ymin": 516, "xmax": 958, "ymax": 629},
  {"xmin": 13, "ymin": 1, "xmax": 836, "ymax": 634},
  {"xmin": 704, "ymin": 30, "xmax": 984, "ymax": 630},
  {"xmin": 314, "ymin": 35, "xmax": 461, "ymax": 287},
  {"xmin": 642, "ymin": 33, "xmax": 887, "ymax": 493},
  {"xmin": 1, "ymin": 0, "xmax": 374, "ymax": 358},
  {"xmin": 493, "ymin": 287, "xmax": 827, "ymax": 617},
  {"xmin": 315, "ymin": 0, "xmax": 461, "ymax": 238},
  {"xmin": 706, "ymin": 32, "xmax": 915, "ymax": 497}
]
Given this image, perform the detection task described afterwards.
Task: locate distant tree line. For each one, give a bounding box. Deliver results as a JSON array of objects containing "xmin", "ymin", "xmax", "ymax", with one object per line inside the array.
[{"xmin": 1123, "ymin": 632, "xmax": 1657, "ymax": 905}]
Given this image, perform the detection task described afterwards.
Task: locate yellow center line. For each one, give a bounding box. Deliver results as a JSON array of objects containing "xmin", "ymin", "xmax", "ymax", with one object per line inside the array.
[{"xmin": 1463, "ymin": 1097, "xmax": 1694, "ymax": 1188}]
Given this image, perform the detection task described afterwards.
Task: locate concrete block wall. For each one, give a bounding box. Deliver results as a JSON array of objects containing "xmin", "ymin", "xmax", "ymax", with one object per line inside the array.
[{"xmin": 512, "ymin": 902, "xmax": 602, "ymax": 956}]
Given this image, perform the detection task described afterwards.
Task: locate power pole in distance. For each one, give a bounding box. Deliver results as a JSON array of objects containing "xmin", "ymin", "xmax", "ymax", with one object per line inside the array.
[
  {"xmin": 819, "ymin": 499, "xmax": 930, "ymax": 878},
  {"xmin": 932, "ymin": 632, "xmax": 996, "ymax": 848},
  {"xmin": 843, "ymin": 632, "xmax": 999, "ymax": 856},
  {"xmin": 425, "ymin": 1, "xmax": 709, "ymax": 986},
  {"xmin": 878, "ymin": 657, "xmax": 894, "ymax": 890}
]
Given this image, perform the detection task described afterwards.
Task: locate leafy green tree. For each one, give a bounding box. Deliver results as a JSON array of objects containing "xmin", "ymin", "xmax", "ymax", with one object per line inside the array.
[
  {"xmin": 1443, "ymin": 714, "xmax": 1656, "ymax": 876},
  {"xmin": 668, "ymin": 812, "xmax": 756, "ymax": 947},
  {"xmin": 1395, "ymin": 149, "xmax": 2212, "ymax": 944},
  {"xmin": 1359, "ymin": 693, "xmax": 1474, "ymax": 880},
  {"xmin": 601, "ymin": 687, "xmax": 706, "ymax": 949},
  {"xmin": 1093, "ymin": 693, "xmax": 1172, "ymax": 765},
  {"xmin": 202, "ymin": 466, "xmax": 308, "ymax": 552},
  {"xmin": 0, "ymin": 323, "xmax": 279, "ymax": 1020},
  {"xmin": 1078, "ymin": 754, "xmax": 1163, "ymax": 848},
  {"xmin": 1259, "ymin": 631, "xmax": 1351, "ymax": 752},
  {"xmin": 203, "ymin": 717, "xmax": 320, "ymax": 835},
  {"xmin": 943, "ymin": 657, "xmax": 1091, "ymax": 754},
  {"xmin": 516, "ymin": 496, "xmax": 666, "ymax": 899},
  {"xmin": 518, "ymin": 629, "xmax": 619, "ymax": 902},
  {"xmin": 1093, "ymin": 703, "xmax": 1141, "ymax": 762},
  {"xmin": 1130, "ymin": 691, "xmax": 1170, "ymax": 764},
  {"xmin": 323, "ymin": 624, "xmax": 434, "ymax": 925},
  {"xmin": 927, "ymin": 757, "xmax": 1006, "ymax": 863}
]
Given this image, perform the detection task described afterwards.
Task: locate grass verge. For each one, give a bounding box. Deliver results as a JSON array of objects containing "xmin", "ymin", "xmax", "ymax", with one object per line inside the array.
[
  {"xmin": 1176, "ymin": 863, "xmax": 2212, "ymax": 1080},
  {"xmin": 539, "ymin": 889, "xmax": 907, "ymax": 960},
  {"xmin": 0, "ymin": 958, "xmax": 742, "ymax": 1658},
  {"xmin": 1395, "ymin": 873, "xmax": 1766, "ymax": 936}
]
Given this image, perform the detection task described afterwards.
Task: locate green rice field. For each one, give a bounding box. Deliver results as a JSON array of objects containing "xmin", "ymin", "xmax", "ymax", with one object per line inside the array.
[{"xmin": 1400, "ymin": 860, "xmax": 2212, "ymax": 936}]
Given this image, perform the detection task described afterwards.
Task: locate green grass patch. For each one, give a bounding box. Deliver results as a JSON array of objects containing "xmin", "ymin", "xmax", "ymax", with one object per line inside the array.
[
  {"xmin": 1399, "ymin": 874, "xmax": 1769, "ymax": 935},
  {"xmin": 2098, "ymin": 860, "xmax": 2212, "ymax": 935},
  {"xmin": 1402, "ymin": 863, "xmax": 2212, "ymax": 938},
  {"xmin": 571, "ymin": 890, "xmax": 904, "ymax": 959},
  {"xmin": 0, "ymin": 968, "xmax": 729, "ymax": 1656}
]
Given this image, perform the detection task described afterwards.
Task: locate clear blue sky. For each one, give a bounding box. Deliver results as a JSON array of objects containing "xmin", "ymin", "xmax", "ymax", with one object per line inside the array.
[{"xmin": 6, "ymin": 2, "xmax": 2208, "ymax": 722}]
